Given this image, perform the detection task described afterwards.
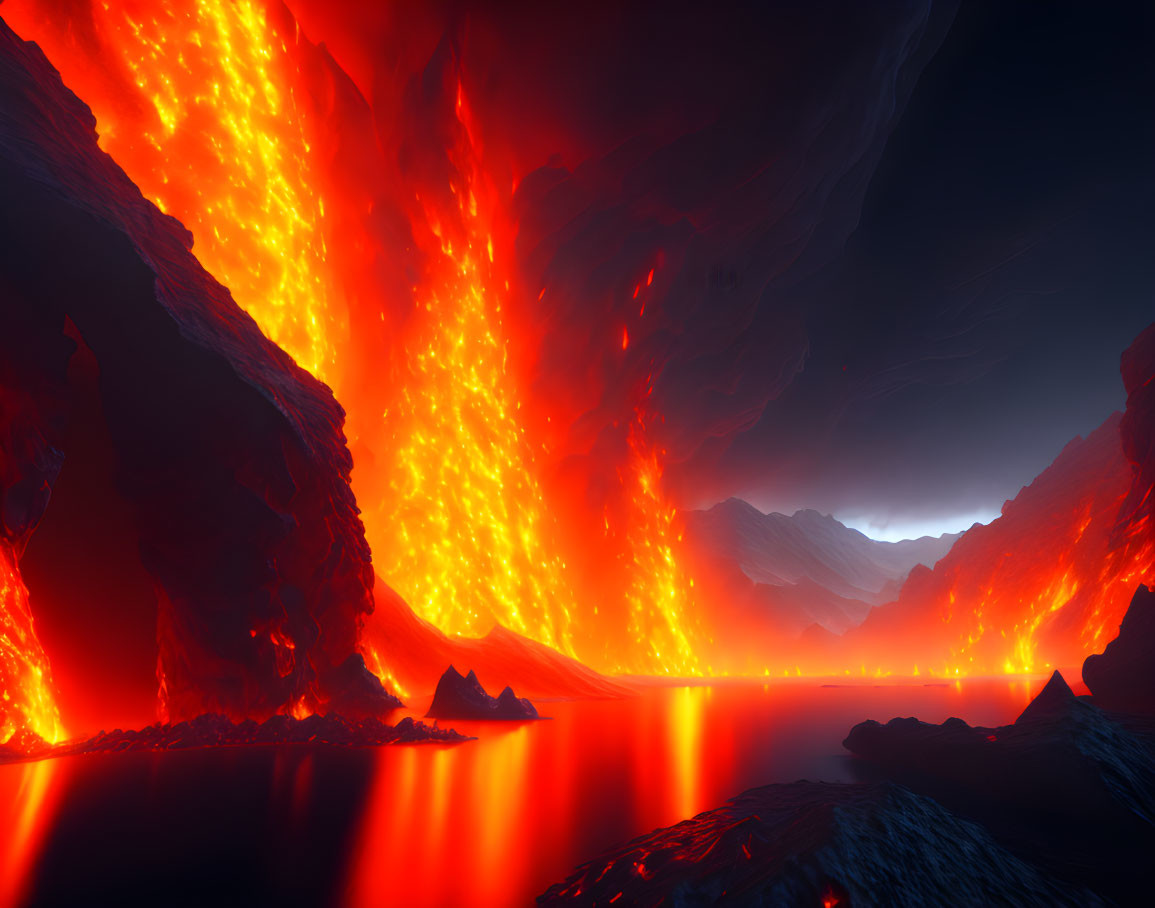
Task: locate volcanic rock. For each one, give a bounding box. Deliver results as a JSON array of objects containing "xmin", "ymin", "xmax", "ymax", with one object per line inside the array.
[
  {"xmin": 319, "ymin": 653, "xmax": 403, "ymax": 718},
  {"xmin": 1083, "ymin": 584, "xmax": 1155, "ymax": 714},
  {"xmin": 426, "ymin": 665, "xmax": 540, "ymax": 720},
  {"xmin": 843, "ymin": 671, "xmax": 1155, "ymax": 900},
  {"xmin": 1015, "ymin": 668, "xmax": 1078, "ymax": 724},
  {"xmin": 843, "ymin": 675, "xmax": 1155, "ymax": 825},
  {"xmin": 0, "ymin": 19, "xmax": 381, "ymax": 722},
  {"xmin": 537, "ymin": 781, "xmax": 1098, "ymax": 907},
  {"xmin": 0, "ymin": 712, "xmax": 469, "ymax": 764}
]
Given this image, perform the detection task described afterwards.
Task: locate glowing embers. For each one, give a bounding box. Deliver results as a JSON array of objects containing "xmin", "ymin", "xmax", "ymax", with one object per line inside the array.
[
  {"xmin": 26, "ymin": 0, "xmax": 342, "ymax": 378},
  {"xmin": 615, "ymin": 394, "xmax": 701, "ymax": 675},
  {"xmin": 364, "ymin": 89, "xmax": 576, "ymax": 654},
  {"xmin": 0, "ymin": 544, "xmax": 63, "ymax": 748}
]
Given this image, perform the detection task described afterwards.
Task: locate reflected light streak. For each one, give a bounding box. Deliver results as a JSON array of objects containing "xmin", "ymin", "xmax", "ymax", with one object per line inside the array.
[{"xmin": 0, "ymin": 758, "xmax": 62, "ymax": 908}]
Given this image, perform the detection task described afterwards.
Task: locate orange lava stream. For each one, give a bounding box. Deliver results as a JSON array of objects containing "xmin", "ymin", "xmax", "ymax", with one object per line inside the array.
[
  {"xmin": 0, "ymin": 543, "xmax": 64, "ymax": 747},
  {"xmin": 616, "ymin": 395, "xmax": 700, "ymax": 674},
  {"xmin": 941, "ymin": 505, "xmax": 1155, "ymax": 678},
  {"xmin": 360, "ymin": 84, "xmax": 578, "ymax": 652}
]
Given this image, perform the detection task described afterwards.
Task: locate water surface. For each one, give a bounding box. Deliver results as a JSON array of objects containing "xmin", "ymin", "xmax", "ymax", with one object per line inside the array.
[{"xmin": 0, "ymin": 678, "xmax": 1055, "ymax": 907}]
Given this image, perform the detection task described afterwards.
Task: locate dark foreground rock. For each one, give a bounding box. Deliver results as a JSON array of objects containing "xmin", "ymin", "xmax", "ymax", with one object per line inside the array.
[
  {"xmin": 845, "ymin": 670, "xmax": 1155, "ymax": 824},
  {"xmin": 1083, "ymin": 584, "xmax": 1155, "ymax": 715},
  {"xmin": 843, "ymin": 669, "xmax": 1155, "ymax": 901},
  {"xmin": 426, "ymin": 665, "xmax": 540, "ymax": 720},
  {"xmin": 538, "ymin": 780, "xmax": 1098, "ymax": 907},
  {"xmin": 0, "ymin": 712, "xmax": 470, "ymax": 763}
]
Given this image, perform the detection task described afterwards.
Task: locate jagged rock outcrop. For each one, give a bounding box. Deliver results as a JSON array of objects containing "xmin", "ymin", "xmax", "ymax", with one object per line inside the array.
[
  {"xmin": 538, "ymin": 781, "xmax": 1098, "ymax": 907},
  {"xmin": 843, "ymin": 671, "xmax": 1155, "ymax": 826},
  {"xmin": 1083, "ymin": 585, "xmax": 1155, "ymax": 714},
  {"xmin": 1015, "ymin": 668, "xmax": 1079, "ymax": 724},
  {"xmin": 843, "ymin": 669, "xmax": 1155, "ymax": 900},
  {"xmin": 426, "ymin": 665, "xmax": 540, "ymax": 720},
  {"xmin": 0, "ymin": 18, "xmax": 381, "ymax": 722}
]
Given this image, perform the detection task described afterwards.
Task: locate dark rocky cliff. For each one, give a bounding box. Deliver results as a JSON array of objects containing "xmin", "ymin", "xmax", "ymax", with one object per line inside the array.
[{"xmin": 0, "ymin": 17, "xmax": 387, "ymax": 723}]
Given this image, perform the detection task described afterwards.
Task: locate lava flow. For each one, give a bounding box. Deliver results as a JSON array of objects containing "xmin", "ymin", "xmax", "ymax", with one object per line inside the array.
[
  {"xmin": 2, "ymin": 0, "xmax": 701, "ymax": 679},
  {"xmin": 0, "ymin": 543, "xmax": 63, "ymax": 747},
  {"xmin": 360, "ymin": 82, "xmax": 578, "ymax": 653}
]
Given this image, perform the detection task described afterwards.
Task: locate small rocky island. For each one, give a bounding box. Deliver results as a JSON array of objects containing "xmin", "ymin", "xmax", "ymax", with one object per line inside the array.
[
  {"xmin": 426, "ymin": 665, "xmax": 541, "ymax": 720},
  {"xmin": 0, "ymin": 713, "xmax": 471, "ymax": 763}
]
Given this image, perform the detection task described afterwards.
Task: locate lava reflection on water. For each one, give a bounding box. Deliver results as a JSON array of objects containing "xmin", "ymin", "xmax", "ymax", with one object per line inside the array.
[
  {"xmin": 3, "ymin": 679, "xmax": 1063, "ymax": 908},
  {"xmin": 0, "ymin": 759, "xmax": 61, "ymax": 908},
  {"xmin": 344, "ymin": 678, "xmax": 1057, "ymax": 907}
]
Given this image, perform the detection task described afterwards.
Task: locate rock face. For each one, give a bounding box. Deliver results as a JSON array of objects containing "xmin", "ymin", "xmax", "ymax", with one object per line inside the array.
[
  {"xmin": 834, "ymin": 319, "xmax": 1155, "ymax": 678},
  {"xmin": 426, "ymin": 665, "xmax": 540, "ymax": 720},
  {"xmin": 1117, "ymin": 322, "xmax": 1155, "ymax": 574},
  {"xmin": 537, "ymin": 781, "xmax": 1098, "ymax": 907},
  {"xmin": 0, "ymin": 19, "xmax": 381, "ymax": 722},
  {"xmin": 1083, "ymin": 585, "xmax": 1155, "ymax": 714}
]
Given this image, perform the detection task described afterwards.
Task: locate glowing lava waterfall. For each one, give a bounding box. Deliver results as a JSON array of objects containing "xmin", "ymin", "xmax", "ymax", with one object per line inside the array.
[
  {"xmin": 361, "ymin": 85, "xmax": 578, "ymax": 654},
  {"xmin": 620, "ymin": 386, "xmax": 700, "ymax": 673},
  {"xmin": 0, "ymin": 545, "xmax": 63, "ymax": 746},
  {"xmin": 3, "ymin": 0, "xmax": 700, "ymax": 677}
]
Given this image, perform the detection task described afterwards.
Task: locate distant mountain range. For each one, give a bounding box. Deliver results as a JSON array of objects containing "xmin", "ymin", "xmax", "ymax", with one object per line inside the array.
[{"xmin": 682, "ymin": 500, "xmax": 963, "ymax": 643}]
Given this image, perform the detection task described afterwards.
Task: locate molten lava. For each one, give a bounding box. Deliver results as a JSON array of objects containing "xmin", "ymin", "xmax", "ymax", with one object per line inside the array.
[
  {"xmin": 0, "ymin": 544, "xmax": 63, "ymax": 747},
  {"xmin": 618, "ymin": 388, "xmax": 700, "ymax": 674},
  {"xmin": 4, "ymin": 0, "xmax": 701, "ymax": 680},
  {"xmin": 359, "ymin": 83, "xmax": 577, "ymax": 654},
  {"xmin": 6, "ymin": 0, "xmax": 1150, "ymax": 698}
]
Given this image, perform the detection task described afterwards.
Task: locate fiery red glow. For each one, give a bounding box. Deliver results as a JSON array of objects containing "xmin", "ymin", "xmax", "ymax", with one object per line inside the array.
[
  {"xmin": 3, "ymin": 0, "xmax": 1152, "ymax": 705},
  {"xmin": 0, "ymin": 543, "xmax": 63, "ymax": 747},
  {"xmin": 359, "ymin": 82, "xmax": 579, "ymax": 655},
  {"xmin": 3, "ymin": 0, "xmax": 702, "ymax": 684}
]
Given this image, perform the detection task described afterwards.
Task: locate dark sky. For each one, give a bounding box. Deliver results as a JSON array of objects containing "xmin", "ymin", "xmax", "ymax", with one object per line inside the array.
[
  {"xmin": 292, "ymin": 0, "xmax": 1155, "ymax": 539},
  {"xmin": 722, "ymin": 0, "xmax": 1155, "ymax": 537}
]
